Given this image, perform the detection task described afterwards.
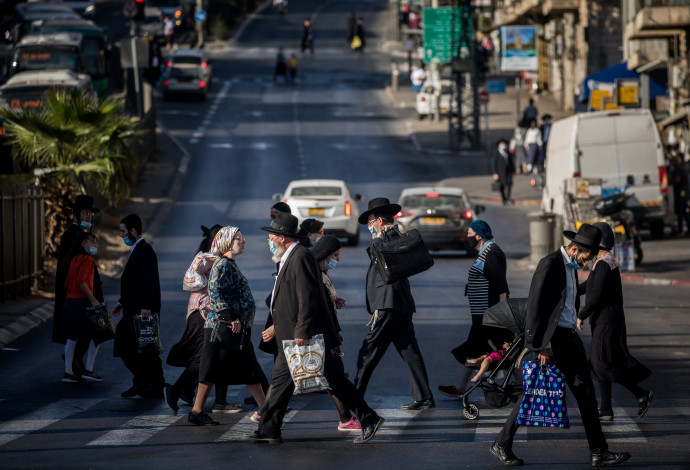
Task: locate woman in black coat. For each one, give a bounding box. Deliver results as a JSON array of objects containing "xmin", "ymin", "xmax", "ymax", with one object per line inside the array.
[{"xmin": 576, "ymin": 222, "xmax": 653, "ymax": 422}]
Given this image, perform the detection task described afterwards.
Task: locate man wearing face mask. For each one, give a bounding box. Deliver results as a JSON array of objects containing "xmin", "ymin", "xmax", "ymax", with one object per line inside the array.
[
  {"xmin": 492, "ymin": 138, "xmax": 515, "ymax": 205},
  {"xmin": 112, "ymin": 214, "xmax": 165, "ymax": 399},
  {"xmin": 491, "ymin": 224, "xmax": 631, "ymax": 467},
  {"xmin": 354, "ymin": 198, "xmax": 434, "ymax": 410}
]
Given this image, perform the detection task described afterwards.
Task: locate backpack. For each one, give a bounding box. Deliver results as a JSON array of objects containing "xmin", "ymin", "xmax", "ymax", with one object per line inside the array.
[{"xmin": 368, "ymin": 228, "xmax": 434, "ymax": 284}]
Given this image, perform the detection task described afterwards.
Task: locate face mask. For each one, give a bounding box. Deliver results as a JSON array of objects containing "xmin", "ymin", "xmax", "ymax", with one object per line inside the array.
[
  {"xmin": 314, "ymin": 236, "xmax": 321, "ymax": 244},
  {"xmin": 473, "ymin": 236, "xmax": 482, "ymax": 249},
  {"xmin": 88, "ymin": 246, "xmax": 98, "ymax": 256},
  {"xmin": 123, "ymin": 235, "xmax": 134, "ymax": 247},
  {"xmin": 569, "ymin": 254, "xmax": 583, "ymax": 270},
  {"xmin": 80, "ymin": 221, "xmax": 92, "ymax": 230},
  {"xmin": 269, "ymin": 240, "xmax": 277, "ymax": 255},
  {"xmin": 499, "ymin": 145, "xmax": 507, "ymax": 152},
  {"xmin": 325, "ymin": 258, "xmax": 337, "ymax": 271},
  {"xmin": 368, "ymin": 223, "xmax": 377, "ymax": 235}
]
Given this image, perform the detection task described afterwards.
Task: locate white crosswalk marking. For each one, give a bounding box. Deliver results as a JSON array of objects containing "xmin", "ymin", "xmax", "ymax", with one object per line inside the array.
[
  {"xmin": 605, "ymin": 406, "xmax": 647, "ymax": 443},
  {"xmin": 471, "ymin": 407, "xmax": 527, "ymax": 442},
  {"xmin": 87, "ymin": 405, "xmax": 183, "ymax": 446},
  {"xmin": 363, "ymin": 395, "xmax": 420, "ymax": 439},
  {"xmin": 0, "ymin": 398, "xmax": 105, "ymax": 447},
  {"xmin": 215, "ymin": 399, "xmax": 309, "ymax": 442}
]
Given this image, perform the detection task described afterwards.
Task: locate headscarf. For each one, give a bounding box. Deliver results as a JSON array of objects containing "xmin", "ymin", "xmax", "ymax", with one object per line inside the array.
[
  {"xmin": 210, "ymin": 226, "xmax": 239, "ymax": 256},
  {"xmin": 469, "ymin": 219, "xmax": 493, "ymax": 240}
]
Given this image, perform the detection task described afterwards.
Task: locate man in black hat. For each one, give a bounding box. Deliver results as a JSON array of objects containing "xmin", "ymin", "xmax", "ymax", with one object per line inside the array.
[
  {"xmin": 353, "ymin": 198, "xmax": 434, "ymax": 410},
  {"xmin": 491, "ymin": 223, "xmax": 631, "ymax": 467},
  {"xmin": 246, "ymin": 212, "xmax": 384, "ymax": 444},
  {"xmin": 492, "ymin": 138, "xmax": 515, "ymax": 205},
  {"xmin": 53, "ymin": 195, "xmax": 104, "ymax": 378}
]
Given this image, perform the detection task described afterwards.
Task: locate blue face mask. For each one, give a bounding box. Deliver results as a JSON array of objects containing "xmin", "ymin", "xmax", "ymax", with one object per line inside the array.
[
  {"xmin": 569, "ymin": 255, "xmax": 582, "ymax": 270},
  {"xmin": 368, "ymin": 225, "xmax": 377, "ymax": 235},
  {"xmin": 123, "ymin": 235, "xmax": 134, "ymax": 247},
  {"xmin": 80, "ymin": 221, "xmax": 92, "ymax": 230},
  {"xmin": 314, "ymin": 236, "xmax": 321, "ymax": 244},
  {"xmin": 88, "ymin": 246, "xmax": 98, "ymax": 256},
  {"xmin": 269, "ymin": 240, "xmax": 277, "ymax": 255},
  {"xmin": 325, "ymin": 258, "xmax": 337, "ymax": 271}
]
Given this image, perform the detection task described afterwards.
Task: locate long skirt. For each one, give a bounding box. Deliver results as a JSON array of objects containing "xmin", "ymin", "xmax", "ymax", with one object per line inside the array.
[
  {"xmin": 589, "ymin": 321, "xmax": 650, "ymax": 384},
  {"xmin": 166, "ymin": 310, "xmax": 205, "ymax": 367},
  {"xmin": 199, "ymin": 327, "xmax": 267, "ymax": 386}
]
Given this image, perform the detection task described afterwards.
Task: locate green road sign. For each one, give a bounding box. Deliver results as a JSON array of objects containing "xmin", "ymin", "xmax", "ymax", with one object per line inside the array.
[{"xmin": 423, "ymin": 7, "xmax": 471, "ymax": 65}]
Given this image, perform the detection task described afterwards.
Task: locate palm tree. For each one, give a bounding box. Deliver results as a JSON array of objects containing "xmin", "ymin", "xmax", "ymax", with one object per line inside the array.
[{"xmin": 0, "ymin": 89, "xmax": 142, "ymax": 255}]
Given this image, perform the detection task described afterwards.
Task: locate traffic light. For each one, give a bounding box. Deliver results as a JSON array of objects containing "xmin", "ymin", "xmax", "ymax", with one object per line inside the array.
[{"xmin": 134, "ymin": 0, "xmax": 145, "ymax": 20}]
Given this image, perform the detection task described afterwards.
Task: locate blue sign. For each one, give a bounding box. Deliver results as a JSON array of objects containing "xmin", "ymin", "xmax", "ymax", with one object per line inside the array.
[
  {"xmin": 487, "ymin": 79, "xmax": 506, "ymax": 94},
  {"xmin": 194, "ymin": 10, "xmax": 207, "ymax": 22}
]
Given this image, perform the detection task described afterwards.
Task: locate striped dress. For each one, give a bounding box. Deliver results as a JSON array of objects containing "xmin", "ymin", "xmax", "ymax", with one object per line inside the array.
[{"xmin": 466, "ymin": 240, "xmax": 496, "ymax": 316}]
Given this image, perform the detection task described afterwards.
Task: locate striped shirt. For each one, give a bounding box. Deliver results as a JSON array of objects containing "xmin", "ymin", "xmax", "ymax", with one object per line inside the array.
[{"xmin": 467, "ymin": 240, "xmax": 495, "ymax": 315}]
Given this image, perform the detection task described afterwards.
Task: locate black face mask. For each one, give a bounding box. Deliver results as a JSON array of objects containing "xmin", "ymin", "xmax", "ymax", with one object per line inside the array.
[{"xmin": 473, "ymin": 236, "xmax": 482, "ymax": 249}]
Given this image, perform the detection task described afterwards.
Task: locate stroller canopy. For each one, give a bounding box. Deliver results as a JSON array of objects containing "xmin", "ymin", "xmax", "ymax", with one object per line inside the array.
[{"xmin": 482, "ymin": 298, "xmax": 527, "ymax": 336}]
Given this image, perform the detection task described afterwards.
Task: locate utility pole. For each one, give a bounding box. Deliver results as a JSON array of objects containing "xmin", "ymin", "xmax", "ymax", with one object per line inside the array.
[{"xmin": 196, "ymin": 0, "xmax": 203, "ymax": 46}]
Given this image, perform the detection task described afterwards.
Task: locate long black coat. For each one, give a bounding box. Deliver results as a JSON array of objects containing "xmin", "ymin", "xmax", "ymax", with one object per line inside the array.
[
  {"xmin": 365, "ymin": 229, "xmax": 416, "ymax": 314},
  {"xmin": 113, "ymin": 239, "xmax": 161, "ymax": 357},
  {"xmin": 524, "ymin": 249, "xmax": 580, "ymax": 351},
  {"xmin": 492, "ymin": 148, "xmax": 515, "ymax": 185},
  {"xmin": 270, "ymin": 244, "xmax": 340, "ymax": 349}
]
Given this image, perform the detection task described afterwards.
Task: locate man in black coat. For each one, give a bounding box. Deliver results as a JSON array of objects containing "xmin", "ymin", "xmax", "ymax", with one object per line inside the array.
[
  {"xmin": 354, "ymin": 198, "xmax": 434, "ymax": 410},
  {"xmin": 490, "ymin": 224, "xmax": 631, "ymax": 467},
  {"xmin": 112, "ymin": 213, "xmax": 164, "ymax": 398},
  {"xmin": 246, "ymin": 212, "xmax": 384, "ymax": 444},
  {"xmin": 492, "ymin": 138, "xmax": 515, "ymax": 205}
]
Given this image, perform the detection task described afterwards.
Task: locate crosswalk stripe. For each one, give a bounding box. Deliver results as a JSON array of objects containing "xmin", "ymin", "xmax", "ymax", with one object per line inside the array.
[
  {"xmin": 363, "ymin": 395, "xmax": 420, "ymax": 439},
  {"xmin": 605, "ymin": 406, "xmax": 647, "ymax": 443},
  {"xmin": 87, "ymin": 405, "xmax": 183, "ymax": 446},
  {"xmin": 215, "ymin": 399, "xmax": 309, "ymax": 442},
  {"xmin": 471, "ymin": 407, "xmax": 527, "ymax": 442},
  {"xmin": 0, "ymin": 398, "xmax": 105, "ymax": 447}
]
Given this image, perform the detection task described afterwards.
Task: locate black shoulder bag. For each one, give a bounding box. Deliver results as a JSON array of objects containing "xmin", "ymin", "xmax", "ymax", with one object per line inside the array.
[{"xmin": 368, "ymin": 227, "xmax": 434, "ymax": 285}]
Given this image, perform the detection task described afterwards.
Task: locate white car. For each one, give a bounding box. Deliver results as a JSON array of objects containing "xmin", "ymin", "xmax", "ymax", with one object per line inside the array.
[
  {"xmin": 162, "ymin": 48, "xmax": 212, "ymax": 100},
  {"xmin": 415, "ymin": 79, "xmax": 457, "ymax": 119},
  {"xmin": 274, "ymin": 179, "xmax": 363, "ymax": 246}
]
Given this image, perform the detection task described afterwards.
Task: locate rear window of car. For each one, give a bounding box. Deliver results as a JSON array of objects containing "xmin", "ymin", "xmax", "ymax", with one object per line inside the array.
[
  {"xmin": 173, "ymin": 56, "xmax": 201, "ymax": 65},
  {"xmin": 169, "ymin": 67, "xmax": 199, "ymax": 78},
  {"xmin": 401, "ymin": 194, "xmax": 466, "ymax": 210},
  {"xmin": 289, "ymin": 186, "xmax": 343, "ymax": 197}
]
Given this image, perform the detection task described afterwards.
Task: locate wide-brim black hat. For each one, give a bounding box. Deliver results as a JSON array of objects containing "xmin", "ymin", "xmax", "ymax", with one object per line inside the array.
[
  {"xmin": 358, "ymin": 197, "xmax": 401, "ymax": 225},
  {"xmin": 260, "ymin": 212, "xmax": 300, "ymax": 237},
  {"xmin": 70, "ymin": 195, "xmax": 100, "ymax": 213},
  {"xmin": 563, "ymin": 223, "xmax": 602, "ymax": 253},
  {"xmin": 592, "ymin": 222, "xmax": 614, "ymax": 251}
]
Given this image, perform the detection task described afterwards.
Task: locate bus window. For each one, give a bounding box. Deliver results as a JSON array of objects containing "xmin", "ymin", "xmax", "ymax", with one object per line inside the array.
[{"xmin": 82, "ymin": 38, "xmax": 105, "ymax": 77}]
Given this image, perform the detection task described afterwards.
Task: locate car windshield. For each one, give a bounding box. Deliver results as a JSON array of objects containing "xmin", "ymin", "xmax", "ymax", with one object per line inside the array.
[
  {"xmin": 169, "ymin": 67, "xmax": 199, "ymax": 78},
  {"xmin": 401, "ymin": 194, "xmax": 466, "ymax": 210},
  {"xmin": 174, "ymin": 56, "xmax": 201, "ymax": 65},
  {"xmin": 289, "ymin": 186, "xmax": 342, "ymax": 197}
]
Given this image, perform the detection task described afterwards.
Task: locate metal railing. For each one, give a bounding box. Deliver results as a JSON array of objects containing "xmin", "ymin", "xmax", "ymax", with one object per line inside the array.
[{"xmin": 0, "ymin": 184, "xmax": 44, "ymax": 301}]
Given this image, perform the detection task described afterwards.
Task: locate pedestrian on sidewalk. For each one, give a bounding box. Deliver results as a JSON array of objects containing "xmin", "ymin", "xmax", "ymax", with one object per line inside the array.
[
  {"xmin": 520, "ymin": 98, "xmax": 538, "ymax": 129},
  {"xmin": 669, "ymin": 155, "xmax": 690, "ymax": 235},
  {"xmin": 301, "ymin": 17, "xmax": 314, "ymax": 56},
  {"xmin": 245, "ymin": 212, "xmax": 384, "ymax": 444},
  {"xmin": 112, "ymin": 214, "xmax": 165, "ymax": 399},
  {"xmin": 410, "ymin": 63, "xmax": 426, "ymax": 92},
  {"xmin": 164, "ymin": 15, "xmax": 174, "ymax": 48},
  {"xmin": 540, "ymin": 114, "xmax": 552, "ymax": 161},
  {"xmin": 490, "ymin": 224, "xmax": 631, "ymax": 467},
  {"xmin": 440, "ymin": 220, "xmax": 512, "ymax": 399},
  {"xmin": 509, "ymin": 127, "xmax": 527, "ymax": 174},
  {"xmin": 577, "ymin": 222, "xmax": 653, "ymax": 423},
  {"xmin": 354, "ymin": 198, "xmax": 435, "ymax": 411},
  {"xmin": 523, "ymin": 120, "xmax": 542, "ymax": 173},
  {"xmin": 492, "ymin": 138, "xmax": 515, "ymax": 205}
]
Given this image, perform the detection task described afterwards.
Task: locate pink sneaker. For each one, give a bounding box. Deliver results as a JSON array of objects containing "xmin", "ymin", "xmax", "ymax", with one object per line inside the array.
[
  {"xmin": 338, "ymin": 417, "xmax": 361, "ymax": 431},
  {"xmin": 250, "ymin": 411, "xmax": 261, "ymax": 423}
]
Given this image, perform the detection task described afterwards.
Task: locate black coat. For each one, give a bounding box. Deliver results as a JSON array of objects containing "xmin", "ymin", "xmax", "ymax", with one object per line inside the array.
[
  {"xmin": 365, "ymin": 229, "xmax": 416, "ymax": 314},
  {"xmin": 270, "ymin": 244, "xmax": 340, "ymax": 349},
  {"xmin": 492, "ymin": 148, "xmax": 515, "ymax": 185},
  {"xmin": 524, "ymin": 249, "xmax": 580, "ymax": 351},
  {"xmin": 578, "ymin": 258, "xmax": 624, "ymax": 325},
  {"xmin": 113, "ymin": 239, "xmax": 161, "ymax": 357}
]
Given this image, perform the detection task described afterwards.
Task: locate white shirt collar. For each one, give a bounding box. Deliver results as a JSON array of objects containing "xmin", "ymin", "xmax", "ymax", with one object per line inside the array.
[
  {"xmin": 278, "ymin": 241, "xmax": 300, "ymax": 272},
  {"xmin": 130, "ymin": 237, "xmax": 144, "ymax": 253}
]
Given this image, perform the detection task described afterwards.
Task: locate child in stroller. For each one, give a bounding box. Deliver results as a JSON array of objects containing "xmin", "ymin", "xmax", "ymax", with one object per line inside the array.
[{"xmin": 467, "ymin": 340, "xmax": 512, "ymax": 382}]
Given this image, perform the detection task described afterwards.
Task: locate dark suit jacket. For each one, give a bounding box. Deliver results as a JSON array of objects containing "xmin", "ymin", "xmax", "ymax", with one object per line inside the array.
[
  {"xmin": 492, "ymin": 148, "xmax": 514, "ymax": 185},
  {"xmin": 270, "ymin": 244, "xmax": 340, "ymax": 349},
  {"xmin": 365, "ymin": 228, "xmax": 416, "ymax": 314},
  {"xmin": 524, "ymin": 249, "xmax": 580, "ymax": 351}
]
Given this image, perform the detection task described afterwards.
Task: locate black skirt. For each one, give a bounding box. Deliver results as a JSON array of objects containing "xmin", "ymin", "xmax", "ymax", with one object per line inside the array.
[
  {"xmin": 589, "ymin": 321, "xmax": 651, "ymax": 384},
  {"xmin": 198, "ymin": 327, "xmax": 266, "ymax": 386},
  {"xmin": 62, "ymin": 298, "xmax": 93, "ymax": 341},
  {"xmin": 451, "ymin": 314, "xmax": 514, "ymax": 363},
  {"xmin": 166, "ymin": 310, "xmax": 205, "ymax": 367}
]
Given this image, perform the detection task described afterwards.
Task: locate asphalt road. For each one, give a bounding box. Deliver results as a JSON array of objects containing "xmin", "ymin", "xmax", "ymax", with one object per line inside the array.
[{"xmin": 1, "ymin": 0, "xmax": 689, "ymax": 468}]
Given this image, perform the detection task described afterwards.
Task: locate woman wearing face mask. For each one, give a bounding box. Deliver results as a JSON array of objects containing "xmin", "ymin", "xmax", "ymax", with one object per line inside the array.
[
  {"xmin": 298, "ymin": 218, "xmax": 324, "ymax": 248},
  {"xmin": 492, "ymin": 138, "xmax": 516, "ymax": 205},
  {"xmin": 439, "ymin": 220, "xmax": 514, "ymax": 399},
  {"xmin": 61, "ymin": 231, "xmax": 103, "ymax": 383}
]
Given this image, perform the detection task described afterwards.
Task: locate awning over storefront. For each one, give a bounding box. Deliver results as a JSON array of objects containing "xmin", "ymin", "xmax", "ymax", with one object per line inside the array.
[
  {"xmin": 578, "ymin": 61, "xmax": 667, "ymax": 102},
  {"xmin": 657, "ymin": 107, "xmax": 689, "ymax": 130}
]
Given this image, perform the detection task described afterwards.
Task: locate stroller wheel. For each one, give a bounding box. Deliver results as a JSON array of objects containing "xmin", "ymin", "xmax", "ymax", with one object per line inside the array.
[{"xmin": 463, "ymin": 403, "xmax": 479, "ymax": 420}]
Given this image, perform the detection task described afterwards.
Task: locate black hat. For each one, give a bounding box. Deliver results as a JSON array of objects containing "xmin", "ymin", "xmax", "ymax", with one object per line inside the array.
[
  {"xmin": 260, "ymin": 212, "xmax": 300, "ymax": 237},
  {"xmin": 496, "ymin": 138, "xmax": 508, "ymax": 146},
  {"xmin": 592, "ymin": 222, "xmax": 614, "ymax": 251},
  {"xmin": 563, "ymin": 223, "xmax": 602, "ymax": 253},
  {"xmin": 311, "ymin": 235, "xmax": 341, "ymax": 261},
  {"xmin": 358, "ymin": 197, "xmax": 401, "ymax": 225},
  {"xmin": 271, "ymin": 201, "xmax": 292, "ymax": 214},
  {"xmin": 71, "ymin": 195, "xmax": 99, "ymax": 213}
]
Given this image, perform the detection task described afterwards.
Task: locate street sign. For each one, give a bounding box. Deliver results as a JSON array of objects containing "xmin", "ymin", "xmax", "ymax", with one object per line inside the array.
[
  {"xmin": 479, "ymin": 90, "xmax": 489, "ymax": 105},
  {"xmin": 422, "ymin": 7, "xmax": 471, "ymax": 65},
  {"xmin": 194, "ymin": 10, "xmax": 207, "ymax": 22},
  {"xmin": 487, "ymin": 79, "xmax": 506, "ymax": 94}
]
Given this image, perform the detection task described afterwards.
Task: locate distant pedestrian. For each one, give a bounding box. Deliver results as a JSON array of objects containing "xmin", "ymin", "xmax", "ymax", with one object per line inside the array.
[
  {"xmin": 540, "ymin": 114, "xmax": 552, "ymax": 160},
  {"xmin": 164, "ymin": 15, "xmax": 174, "ymax": 48},
  {"xmin": 354, "ymin": 198, "xmax": 435, "ymax": 410},
  {"xmin": 577, "ymin": 222, "xmax": 653, "ymax": 423},
  {"xmin": 410, "ymin": 63, "xmax": 426, "ymax": 92},
  {"xmin": 346, "ymin": 11, "xmax": 356, "ymax": 46},
  {"xmin": 523, "ymin": 119, "xmax": 542, "ymax": 173},
  {"xmin": 298, "ymin": 217, "xmax": 324, "ymax": 248},
  {"xmin": 520, "ymin": 98, "xmax": 538, "ymax": 129},
  {"xmin": 352, "ymin": 17, "xmax": 365, "ymax": 52},
  {"xmin": 509, "ymin": 127, "xmax": 527, "ymax": 174},
  {"xmin": 301, "ymin": 17, "xmax": 314, "ymax": 56},
  {"xmin": 273, "ymin": 47, "xmax": 287, "ymax": 83},
  {"xmin": 287, "ymin": 53, "xmax": 298, "ymax": 83},
  {"xmin": 492, "ymin": 138, "xmax": 515, "ymax": 205},
  {"xmin": 669, "ymin": 155, "xmax": 690, "ymax": 235}
]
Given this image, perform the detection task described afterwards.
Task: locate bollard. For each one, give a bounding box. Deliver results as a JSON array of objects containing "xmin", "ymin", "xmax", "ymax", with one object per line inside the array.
[
  {"xmin": 433, "ymin": 90, "xmax": 441, "ymax": 121},
  {"xmin": 528, "ymin": 212, "xmax": 556, "ymax": 265},
  {"xmin": 391, "ymin": 62, "xmax": 399, "ymax": 91}
]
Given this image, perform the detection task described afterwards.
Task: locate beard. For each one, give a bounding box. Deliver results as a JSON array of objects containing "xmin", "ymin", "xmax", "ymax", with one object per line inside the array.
[{"xmin": 271, "ymin": 243, "xmax": 287, "ymax": 263}]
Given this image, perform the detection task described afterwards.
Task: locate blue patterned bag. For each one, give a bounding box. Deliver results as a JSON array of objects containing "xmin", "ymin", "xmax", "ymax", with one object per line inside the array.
[{"xmin": 516, "ymin": 361, "xmax": 569, "ymax": 428}]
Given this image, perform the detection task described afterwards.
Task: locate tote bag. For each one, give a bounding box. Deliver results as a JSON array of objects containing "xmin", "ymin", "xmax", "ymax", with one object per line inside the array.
[
  {"xmin": 134, "ymin": 314, "xmax": 164, "ymax": 355},
  {"xmin": 516, "ymin": 361, "xmax": 569, "ymax": 428}
]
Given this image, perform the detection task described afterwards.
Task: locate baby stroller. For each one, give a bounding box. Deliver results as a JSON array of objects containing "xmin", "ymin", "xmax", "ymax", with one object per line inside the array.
[{"xmin": 461, "ymin": 298, "xmax": 530, "ymax": 420}]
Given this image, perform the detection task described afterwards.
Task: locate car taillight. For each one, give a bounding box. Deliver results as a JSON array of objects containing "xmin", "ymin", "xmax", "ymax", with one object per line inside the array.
[
  {"xmin": 163, "ymin": 80, "xmax": 169, "ymax": 86},
  {"xmin": 167, "ymin": 61, "xmax": 172, "ymax": 67},
  {"xmin": 345, "ymin": 200, "xmax": 351, "ymax": 216},
  {"xmin": 395, "ymin": 211, "xmax": 413, "ymax": 218},
  {"xmin": 199, "ymin": 80, "xmax": 206, "ymax": 88},
  {"xmin": 465, "ymin": 210, "xmax": 473, "ymax": 219},
  {"xmin": 659, "ymin": 165, "xmax": 667, "ymax": 194},
  {"xmin": 201, "ymin": 61, "xmax": 207, "ymax": 68}
]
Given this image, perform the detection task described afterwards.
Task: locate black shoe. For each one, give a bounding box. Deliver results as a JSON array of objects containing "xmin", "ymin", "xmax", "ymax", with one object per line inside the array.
[
  {"xmin": 400, "ymin": 398, "xmax": 435, "ymax": 410},
  {"xmin": 121, "ymin": 386, "xmax": 140, "ymax": 398},
  {"xmin": 637, "ymin": 390, "xmax": 653, "ymax": 419},
  {"xmin": 354, "ymin": 415, "xmax": 384, "ymax": 444},
  {"xmin": 590, "ymin": 450, "xmax": 631, "ymax": 467},
  {"xmin": 490, "ymin": 442, "xmax": 524, "ymax": 466},
  {"xmin": 243, "ymin": 430, "xmax": 283, "ymax": 443},
  {"xmin": 188, "ymin": 411, "xmax": 220, "ymax": 426},
  {"xmin": 164, "ymin": 384, "xmax": 179, "ymax": 413},
  {"xmin": 438, "ymin": 385, "xmax": 463, "ymax": 398},
  {"xmin": 598, "ymin": 409, "xmax": 614, "ymax": 422},
  {"xmin": 244, "ymin": 396, "xmax": 258, "ymax": 405}
]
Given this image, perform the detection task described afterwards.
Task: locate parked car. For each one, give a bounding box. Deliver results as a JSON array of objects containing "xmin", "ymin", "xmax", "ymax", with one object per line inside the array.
[
  {"xmin": 395, "ymin": 186, "xmax": 481, "ymax": 253},
  {"xmin": 162, "ymin": 48, "xmax": 212, "ymax": 100},
  {"xmin": 273, "ymin": 179, "xmax": 363, "ymax": 246},
  {"xmin": 415, "ymin": 78, "xmax": 457, "ymax": 120}
]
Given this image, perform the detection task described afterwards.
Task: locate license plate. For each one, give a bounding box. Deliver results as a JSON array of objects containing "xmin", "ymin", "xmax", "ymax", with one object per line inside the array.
[
  {"xmin": 420, "ymin": 217, "xmax": 445, "ymax": 225},
  {"xmin": 177, "ymin": 79, "xmax": 191, "ymax": 83},
  {"xmin": 309, "ymin": 208, "xmax": 324, "ymax": 216}
]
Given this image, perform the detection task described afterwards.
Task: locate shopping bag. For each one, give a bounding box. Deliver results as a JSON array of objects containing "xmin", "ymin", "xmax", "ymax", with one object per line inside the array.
[
  {"xmin": 351, "ymin": 35, "xmax": 362, "ymax": 50},
  {"xmin": 85, "ymin": 304, "xmax": 115, "ymax": 344},
  {"xmin": 491, "ymin": 181, "xmax": 502, "ymax": 192},
  {"xmin": 134, "ymin": 314, "xmax": 163, "ymax": 355},
  {"xmin": 209, "ymin": 318, "xmax": 245, "ymax": 351},
  {"xmin": 282, "ymin": 334, "xmax": 330, "ymax": 394},
  {"xmin": 516, "ymin": 361, "xmax": 569, "ymax": 428}
]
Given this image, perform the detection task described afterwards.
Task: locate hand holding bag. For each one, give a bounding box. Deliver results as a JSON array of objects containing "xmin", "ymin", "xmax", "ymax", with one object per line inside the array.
[
  {"xmin": 134, "ymin": 313, "xmax": 164, "ymax": 355},
  {"xmin": 209, "ymin": 316, "xmax": 245, "ymax": 351},
  {"xmin": 282, "ymin": 334, "xmax": 330, "ymax": 394},
  {"xmin": 85, "ymin": 303, "xmax": 115, "ymax": 344},
  {"xmin": 491, "ymin": 181, "xmax": 502, "ymax": 192},
  {"xmin": 516, "ymin": 361, "xmax": 569, "ymax": 428}
]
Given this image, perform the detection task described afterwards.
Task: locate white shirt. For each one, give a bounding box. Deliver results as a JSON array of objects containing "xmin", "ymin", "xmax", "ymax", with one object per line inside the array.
[
  {"xmin": 524, "ymin": 128, "xmax": 543, "ymax": 146},
  {"xmin": 411, "ymin": 68, "xmax": 426, "ymax": 86},
  {"xmin": 270, "ymin": 241, "xmax": 300, "ymax": 312},
  {"xmin": 558, "ymin": 246, "xmax": 578, "ymax": 329}
]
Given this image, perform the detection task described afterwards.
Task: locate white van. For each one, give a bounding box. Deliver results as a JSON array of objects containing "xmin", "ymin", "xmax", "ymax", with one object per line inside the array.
[{"xmin": 541, "ymin": 109, "xmax": 667, "ymax": 238}]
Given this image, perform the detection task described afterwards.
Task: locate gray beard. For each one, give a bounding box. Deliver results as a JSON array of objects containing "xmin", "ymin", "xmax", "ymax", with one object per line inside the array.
[{"xmin": 271, "ymin": 244, "xmax": 286, "ymax": 264}]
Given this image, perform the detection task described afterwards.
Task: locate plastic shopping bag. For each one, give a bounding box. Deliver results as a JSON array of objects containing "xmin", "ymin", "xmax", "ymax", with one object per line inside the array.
[
  {"xmin": 134, "ymin": 314, "xmax": 164, "ymax": 355},
  {"xmin": 351, "ymin": 35, "xmax": 362, "ymax": 50},
  {"xmin": 282, "ymin": 334, "xmax": 330, "ymax": 394},
  {"xmin": 516, "ymin": 361, "xmax": 569, "ymax": 428}
]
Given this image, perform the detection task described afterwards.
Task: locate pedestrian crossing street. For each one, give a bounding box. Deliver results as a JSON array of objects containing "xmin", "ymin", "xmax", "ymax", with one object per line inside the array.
[{"xmin": 0, "ymin": 394, "xmax": 647, "ymax": 449}]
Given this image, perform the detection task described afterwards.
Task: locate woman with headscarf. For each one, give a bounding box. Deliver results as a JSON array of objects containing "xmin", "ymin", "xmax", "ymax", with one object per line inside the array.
[
  {"xmin": 576, "ymin": 222, "xmax": 653, "ymax": 422},
  {"xmin": 188, "ymin": 226, "xmax": 267, "ymax": 425},
  {"xmin": 439, "ymin": 220, "xmax": 513, "ymax": 398}
]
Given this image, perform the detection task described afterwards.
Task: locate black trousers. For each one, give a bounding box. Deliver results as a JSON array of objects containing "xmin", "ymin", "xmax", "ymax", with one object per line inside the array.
[
  {"xmin": 121, "ymin": 353, "xmax": 165, "ymax": 392},
  {"xmin": 354, "ymin": 310, "xmax": 432, "ymax": 401},
  {"xmin": 500, "ymin": 183, "xmax": 513, "ymax": 203},
  {"xmin": 497, "ymin": 328, "xmax": 607, "ymax": 452},
  {"xmin": 258, "ymin": 344, "xmax": 377, "ymax": 435}
]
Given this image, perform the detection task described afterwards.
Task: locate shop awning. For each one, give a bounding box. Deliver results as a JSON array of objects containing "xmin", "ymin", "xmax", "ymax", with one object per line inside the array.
[
  {"xmin": 578, "ymin": 61, "xmax": 667, "ymax": 102},
  {"xmin": 656, "ymin": 107, "xmax": 689, "ymax": 130}
]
